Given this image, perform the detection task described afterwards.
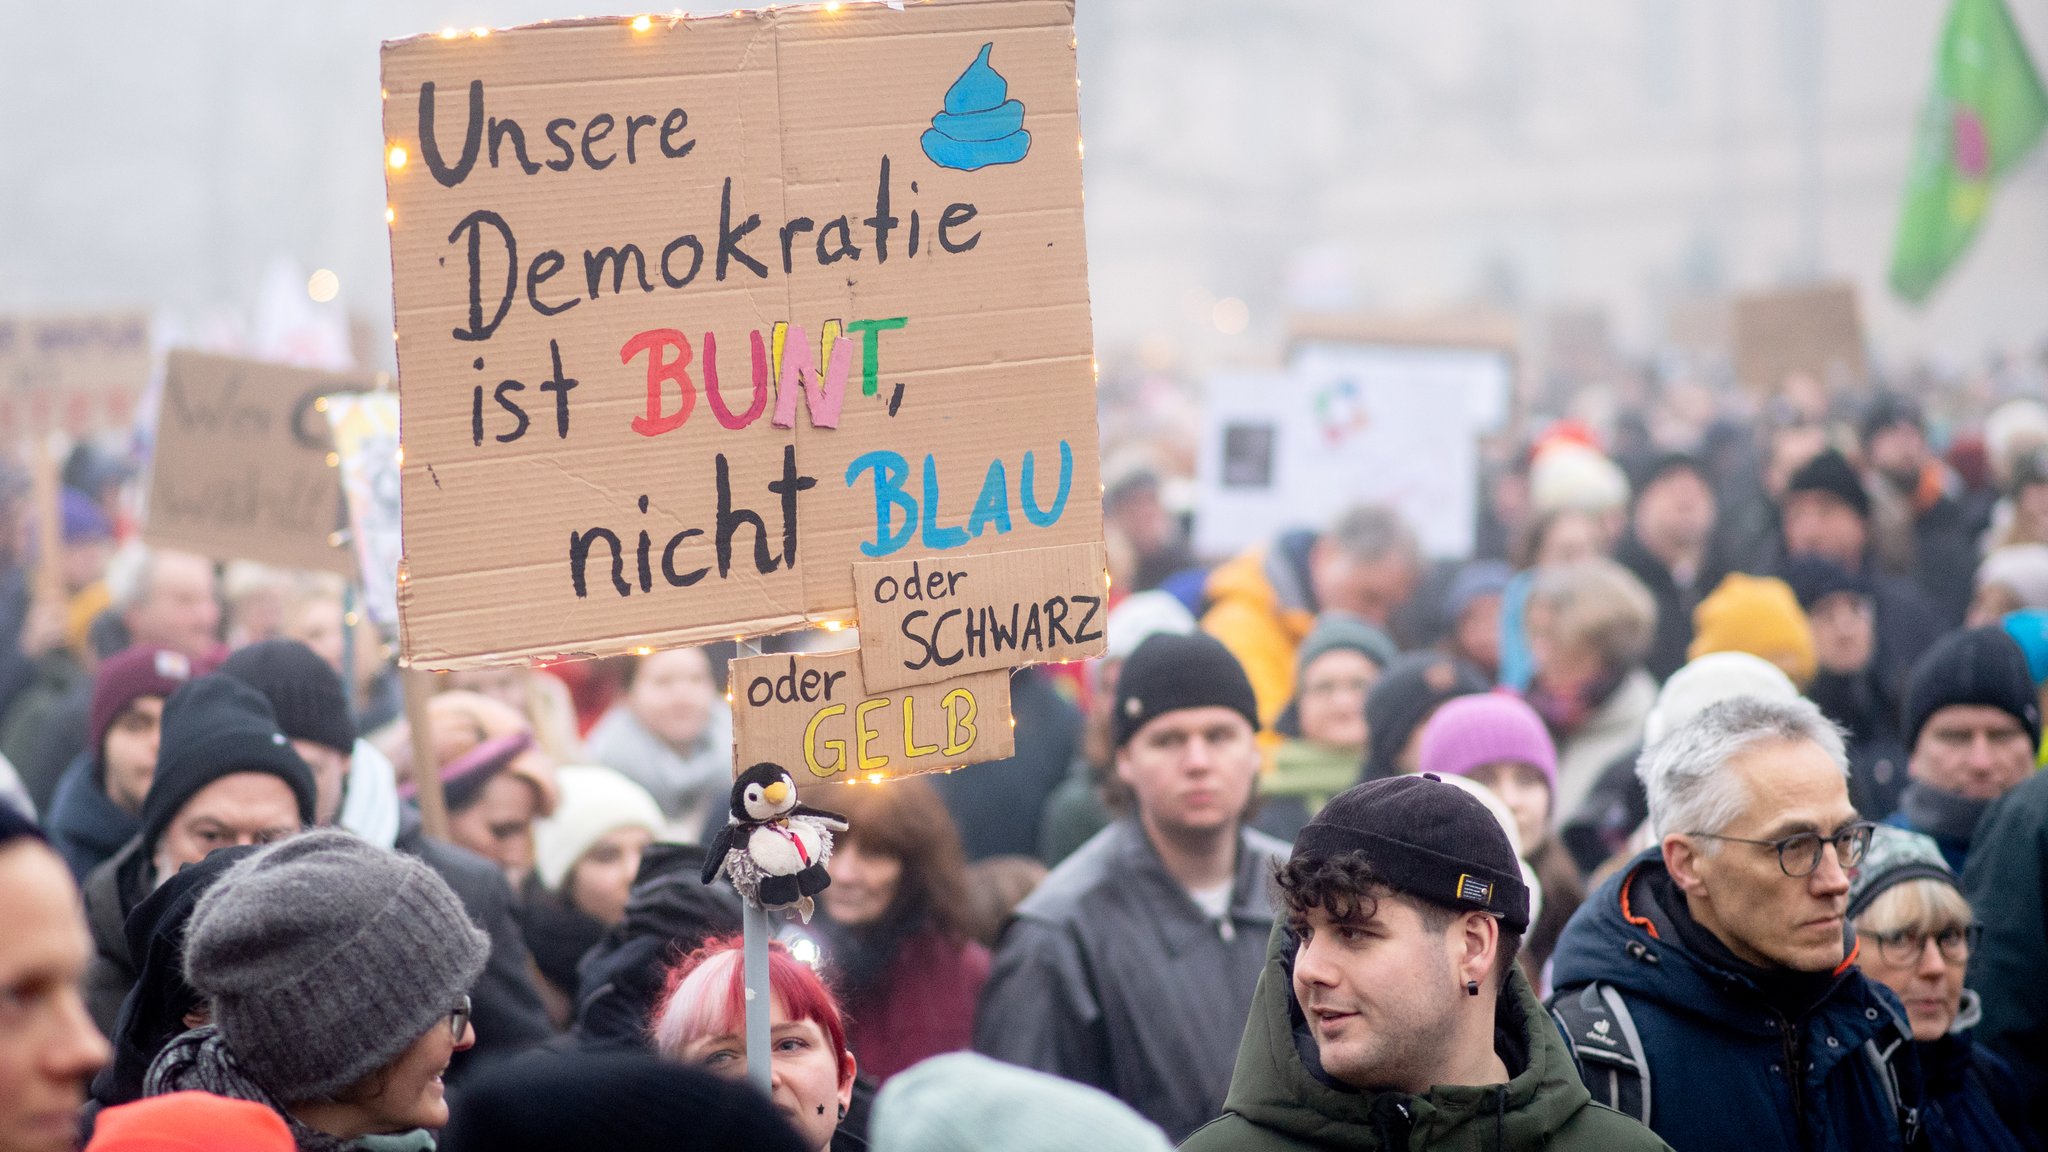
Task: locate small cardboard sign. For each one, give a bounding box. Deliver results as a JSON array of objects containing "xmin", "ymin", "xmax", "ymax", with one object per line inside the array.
[
  {"xmin": 1732, "ymin": 283, "xmax": 1865, "ymax": 395},
  {"xmin": 852, "ymin": 540, "xmax": 1106, "ymax": 692},
  {"xmin": 730, "ymin": 647, "xmax": 1013, "ymax": 786},
  {"xmin": 381, "ymin": 0, "xmax": 1100, "ymax": 669},
  {"xmin": 326, "ymin": 392, "xmax": 403, "ymax": 629},
  {"xmin": 143, "ymin": 351, "xmax": 356, "ymax": 573},
  {"xmin": 0, "ymin": 313, "xmax": 152, "ymax": 439}
]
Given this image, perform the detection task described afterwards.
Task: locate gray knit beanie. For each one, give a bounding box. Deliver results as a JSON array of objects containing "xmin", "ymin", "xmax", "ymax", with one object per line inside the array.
[{"xmin": 181, "ymin": 828, "xmax": 489, "ymax": 1103}]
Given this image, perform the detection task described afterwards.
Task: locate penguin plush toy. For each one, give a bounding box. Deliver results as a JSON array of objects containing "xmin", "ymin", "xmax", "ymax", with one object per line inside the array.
[{"xmin": 702, "ymin": 762, "xmax": 849, "ymax": 919}]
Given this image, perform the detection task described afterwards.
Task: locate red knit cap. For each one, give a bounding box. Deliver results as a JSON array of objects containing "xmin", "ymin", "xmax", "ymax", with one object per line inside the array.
[
  {"xmin": 86, "ymin": 1091, "xmax": 294, "ymax": 1151},
  {"xmin": 88, "ymin": 646, "xmax": 209, "ymax": 770}
]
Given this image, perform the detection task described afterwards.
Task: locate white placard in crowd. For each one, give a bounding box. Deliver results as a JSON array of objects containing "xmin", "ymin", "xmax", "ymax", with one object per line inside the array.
[{"xmin": 1194, "ymin": 344, "xmax": 1507, "ymax": 560}]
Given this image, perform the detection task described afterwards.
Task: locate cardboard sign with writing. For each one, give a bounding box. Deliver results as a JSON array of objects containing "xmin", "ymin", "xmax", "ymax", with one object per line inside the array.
[
  {"xmin": 1732, "ymin": 283, "xmax": 1865, "ymax": 395},
  {"xmin": 853, "ymin": 540, "xmax": 1107, "ymax": 692},
  {"xmin": 382, "ymin": 0, "xmax": 1099, "ymax": 669},
  {"xmin": 730, "ymin": 648, "xmax": 1013, "ymax": 786},
  {"xmin": 144, "ymin": 351, "xmax": 356, "ymax": 574},
  {"xmin": 0, "ymin": 313, "xmax": 152, "ymax": 440}
]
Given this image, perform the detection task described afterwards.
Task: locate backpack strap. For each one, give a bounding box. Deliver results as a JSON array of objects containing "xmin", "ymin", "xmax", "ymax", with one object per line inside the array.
[
  {"xmin": 1548, "ymin": 983, "xmax": 1652, "ymax": 1127},
  {"xmin": 1862, "ymin": 1036, "xmax": 1925, "ymax": 1150}
]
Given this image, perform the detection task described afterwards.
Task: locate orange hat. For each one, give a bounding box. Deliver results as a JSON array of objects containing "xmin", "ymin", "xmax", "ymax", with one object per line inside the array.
[
  {"xmin": 1689, "ymin": 574, "xmax": 1817, "ymax": 687},
  {"xmin": 87, "ymin": 1092, "xmax": 294, "ymax": 1152}
]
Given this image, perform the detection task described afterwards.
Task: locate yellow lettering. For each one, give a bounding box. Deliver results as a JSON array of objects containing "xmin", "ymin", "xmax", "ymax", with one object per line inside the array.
[
  {"xmin": 803, "ymin": 704, "xmax": 847, "ymax": 777},
  {"xmin": 903, "ymin": 694, "xmax": 939, "ymax": 758},
  {"xmin": 856, "ymin": 698, "xmax": 891, "ymax": 771},
  {"xmin": 942, "ymin": 688, "xmax": 978, "ymax": 756}
]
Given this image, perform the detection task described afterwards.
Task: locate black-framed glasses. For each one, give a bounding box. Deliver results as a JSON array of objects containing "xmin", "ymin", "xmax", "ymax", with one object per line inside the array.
[
  {"xmin": 446, "ymin": 995, "xmax": 472, "ymax": 1042},
  {"xmin": 1861, "ymin": 924, "xmax": 1982, "ymax": 967},
  {"xmin": 1685, "ymin": 821, "xmax": 1876, "ymax": 877}
]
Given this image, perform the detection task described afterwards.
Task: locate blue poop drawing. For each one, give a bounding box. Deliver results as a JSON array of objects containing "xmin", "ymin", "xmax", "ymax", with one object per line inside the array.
[{"xmin": 920, "ymin": 43, "xmax": 1031, "ymax": 172}]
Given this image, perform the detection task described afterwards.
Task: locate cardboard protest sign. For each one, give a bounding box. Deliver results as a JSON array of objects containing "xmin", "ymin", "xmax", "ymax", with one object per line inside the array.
[
  {"xmin": 852, "ymin": 540, "xmax": 1106, "ymax": 692},
  {"xmin": 326, "ymin": 392, "xmax": 403, "ymax": 629},
  {"xmin": 1732, "ymin": 283, "xmax": 1865, "ymax": 395},
  {"xmin": 730, "ymin": 647, "xmax": 1013, "ymax": 786},
  {"xmin": 0, "ymin": 313, "xmax": 151, "ymax": 440},
  {"xmin": 382, "ymin": 0, "xmax": 1099, "ymax": 669},
  {"xmin": 143, "ymin": 351, "xmax": 355, "ymax": 574},
  {"xmin": 1194, "ymin": 344, "xmax": 1505, "ymax": 560}
]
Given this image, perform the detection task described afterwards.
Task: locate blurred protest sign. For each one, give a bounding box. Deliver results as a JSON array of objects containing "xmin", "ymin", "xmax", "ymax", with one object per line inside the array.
[
  {"xmin": 1194, "ymin": 343, "xmax": 1507, "ymax": 560},
  {"xmin": 0, "ymin": 313, "xmax": 151, "ymax": 440},
  {"xmin": 730, "ymin": 647, "xmax": 1013, "ymax": 785},
  {"xmin": 1731, "ymin": 283, "xmax": 1865, "ymax": 395},
  {"xmin": 381, "ymin": 0, "xmax": 1099, "ymax": 670},
  {"xmin": 325, "ymin": 392, "xmax": 403, "ymax": 629},
  {"xmin": 853, "ymin": 541, "xmax": 1106, "ymax": 692},
  {"xmin": 143, "ymin": 350, "xmax": 354, "ymax": 574}
]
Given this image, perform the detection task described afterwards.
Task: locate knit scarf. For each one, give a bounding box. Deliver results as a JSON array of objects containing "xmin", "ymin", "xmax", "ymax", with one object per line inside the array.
[
  {"xmin": 818, "ymin": 896, "xmax": 927, "ymax": 1003},
  {"xmin": 143, "ymin": 1027, "xmax": 365, "ymax": 1152},
  {"xmin": 1525, "ymin": 665, "xmax": 1625, "ymax": 741},
  {"xmin": 1899, "ymin": 782, "xmax": 1991, "ymax": 845}
]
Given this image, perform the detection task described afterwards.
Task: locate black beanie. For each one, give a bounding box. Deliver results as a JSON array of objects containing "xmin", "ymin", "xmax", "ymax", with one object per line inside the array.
[
  {"xmin": 1363, "ymin": 653, "xmax": 1487, "ymax": 780},
  {"xmin": 1780, "ymin": 555, "xmax": 1872, "ymax": 612},
  {"xmin": 1904, "ymin": 626, "xmax": 2041, "ymax": 752},
  {"xmin": 220, "ymin": 639, "xmax": 356, "ymax": 755},
  {"xmin": 1113, "ymin": 633, "xmax": 1260, "ymax": 749},
  {"xmin": 1296, "ymin": 775, "xmax": 1531, "ymax": 934},
  {"xmin": 139, "ymin": 675, "xmax": 316, "ymax": 855},
  {"xmin": 1783, "ymin": 449, "xmax": 1870, "ymax": 521},
  {"xmin": 440, "ymin": 1051, "xmax": 807, "ymax": 1152}
]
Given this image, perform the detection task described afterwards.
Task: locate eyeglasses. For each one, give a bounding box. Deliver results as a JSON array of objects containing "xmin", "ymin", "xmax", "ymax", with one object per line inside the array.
[
  {"xmin": 1861, "ymin": 924, "xmax": 1981, "ymax": 967},
  {"xmin": 1685, "ymin": 821, "xmax": 1876, "ymax": 877},
  {"xmin": 446, "ymin": 995, "xmax": 472, "ymax": 1042}
]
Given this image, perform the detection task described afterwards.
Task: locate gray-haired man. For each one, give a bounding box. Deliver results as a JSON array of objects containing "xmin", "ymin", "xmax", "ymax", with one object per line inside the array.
[{"xmin": 1547, "ymin": 696, "xmax": 1924, "ymax": 1152}]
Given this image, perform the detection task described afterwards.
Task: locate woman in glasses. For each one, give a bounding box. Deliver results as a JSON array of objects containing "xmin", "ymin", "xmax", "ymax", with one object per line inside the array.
[
  {"xmin": 144, "ymin": 829, "xmax": 487, "ymax": 1152},
  {"xmin": 1847, "ymin": 828, "xmax": 2036, "ymax": 1152}
]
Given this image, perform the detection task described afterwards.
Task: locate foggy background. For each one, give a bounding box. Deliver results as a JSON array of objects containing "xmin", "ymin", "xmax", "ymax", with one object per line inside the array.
[{"xmin": 3, "ymin": 0, "xmax": 2044, "ymax": 380}]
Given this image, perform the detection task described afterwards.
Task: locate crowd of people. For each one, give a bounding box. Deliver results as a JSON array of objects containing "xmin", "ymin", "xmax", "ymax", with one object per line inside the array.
[{"xmin": 5, "ymin": 384, "xmax": 2048, "ymax": 1150}]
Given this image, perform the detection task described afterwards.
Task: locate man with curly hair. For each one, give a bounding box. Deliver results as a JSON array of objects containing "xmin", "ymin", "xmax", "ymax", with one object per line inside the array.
[{"xmin": 1183, "ymin": 775, "xmax": 1671, "ymax": 1150}]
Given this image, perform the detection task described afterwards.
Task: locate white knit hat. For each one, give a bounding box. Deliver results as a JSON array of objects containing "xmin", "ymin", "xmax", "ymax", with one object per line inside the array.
[
  {"xmin": 1644, "ymin": 651, "xmax": 1800, "ymax": 746},
  {"xmin": 1529, "ymin": 442, "xmax": 1630, "ymax": 515},
  {"xmin": 1104, "ymin": 589, "xmax": 1197, "ymax": 663},
  {"xmin": 1978, "ymin": 544, "xmax": 2048, "ymax": 609},
  {"xmin": 532, "ymin": 765, "xmax": 666, "ymax": 892}
]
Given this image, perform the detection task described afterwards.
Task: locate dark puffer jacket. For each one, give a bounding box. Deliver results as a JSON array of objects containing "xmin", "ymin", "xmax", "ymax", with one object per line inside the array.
[
  {"xmin": 1548, "ymin": 851, "xmax": 1921, "ymax": 1152},
  {"xmin": 1914, "ymin": 993, "xmax": 2039, "ymax": 1152}
]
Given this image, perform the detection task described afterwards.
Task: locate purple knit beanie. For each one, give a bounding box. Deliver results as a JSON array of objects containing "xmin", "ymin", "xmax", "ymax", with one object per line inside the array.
[{"xmin": 1415, "ymin": 692, "xmax": 1557, "ymax": 789}]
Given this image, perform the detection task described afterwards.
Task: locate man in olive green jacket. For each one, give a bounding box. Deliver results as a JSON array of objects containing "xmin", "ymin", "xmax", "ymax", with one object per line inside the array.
[{"xmin": 1182, "ymin": 776, "xmax": 1670, "ymax": 1152}]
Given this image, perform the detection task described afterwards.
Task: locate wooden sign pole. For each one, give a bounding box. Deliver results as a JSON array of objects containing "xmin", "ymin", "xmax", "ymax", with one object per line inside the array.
[{"xmin": 401, "ymin": 666, "xmax": 450, "ymax": 841}]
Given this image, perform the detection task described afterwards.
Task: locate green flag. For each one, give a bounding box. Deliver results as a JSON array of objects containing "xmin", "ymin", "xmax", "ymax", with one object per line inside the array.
[{"xmin": 1890, "ymin": 0, "xmax": 2048, "ymax": 303}]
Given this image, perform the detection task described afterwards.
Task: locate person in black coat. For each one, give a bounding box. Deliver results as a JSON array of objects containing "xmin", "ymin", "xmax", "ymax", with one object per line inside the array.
[
  {"xmin": 1775, "ymin": 450, "xmax": 1945, "ymax": 723},
  {"xmin": 1614, "ymin": 453, "xmax": 1724, "ymax": 683},
  {"xmin": 571, "ymin": 843, "xmax": 744, "ymax": 1049}
]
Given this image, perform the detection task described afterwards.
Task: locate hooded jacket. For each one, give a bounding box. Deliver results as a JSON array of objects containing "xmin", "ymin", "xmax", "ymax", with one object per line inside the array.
[
  {"xmin": 1181, "ymin": 924, "xmax": 1670, "ymax": 1152},
  {"xmin": 1201, "ymin": 531, "xmax": 1320, "ymax": 730},
  {"xmin": 1548, "ymin": 851, "xmax": 1919, "ymax": 1152}
]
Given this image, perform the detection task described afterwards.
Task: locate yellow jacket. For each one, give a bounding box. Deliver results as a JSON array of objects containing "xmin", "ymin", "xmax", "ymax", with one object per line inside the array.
[{"xmin": 1201, "ymin": 545, "xmax": 1316, "ymax": 732}]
